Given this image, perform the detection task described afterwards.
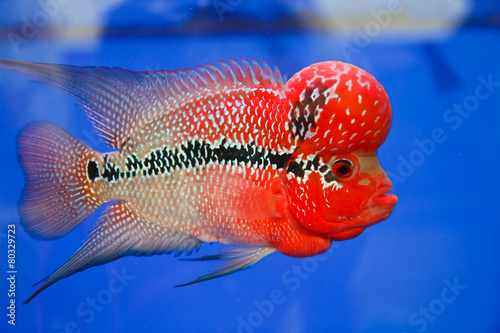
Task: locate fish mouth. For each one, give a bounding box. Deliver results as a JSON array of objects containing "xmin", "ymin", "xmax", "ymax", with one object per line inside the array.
[
  {"xmin": 361, "ymin": 187, "xmax": 398, "ymax": 210},
  {"xmin": 348, "ymin": 188, "xmax": 397, "ymax": 230},
  {"xmin": 313, "ymin": 187, "xmax": 397, "ymax": 238},
  {"xmin": 371, "ymin": 187, "xmax": 398, "ymax": 208}
]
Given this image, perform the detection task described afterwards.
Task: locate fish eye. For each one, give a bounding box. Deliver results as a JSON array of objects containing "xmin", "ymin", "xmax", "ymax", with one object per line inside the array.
[{"xmin": 332, "ymin": 159, "xmax": 353, "ymax": 179}]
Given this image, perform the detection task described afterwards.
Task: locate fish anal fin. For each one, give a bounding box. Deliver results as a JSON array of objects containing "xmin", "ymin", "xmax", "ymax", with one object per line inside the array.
[
  {"xmin": 24, "ymin": 202, "xmax": 202, "ymax": 303},
  {"xmin": 177, "ymin": 246, "xmax": 276, "ymax": 287}
]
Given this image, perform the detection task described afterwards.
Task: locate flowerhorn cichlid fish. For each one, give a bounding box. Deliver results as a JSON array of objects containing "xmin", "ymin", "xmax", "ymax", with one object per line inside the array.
[{"xmin": 0, "ymin": 58, "xmax": 397, "ymax": 303}]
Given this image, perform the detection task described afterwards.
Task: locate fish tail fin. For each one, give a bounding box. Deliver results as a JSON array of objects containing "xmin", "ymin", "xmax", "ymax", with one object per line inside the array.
[{"xmin": 17, "ymin": 121, "xmax": 102, "ymax": 240}]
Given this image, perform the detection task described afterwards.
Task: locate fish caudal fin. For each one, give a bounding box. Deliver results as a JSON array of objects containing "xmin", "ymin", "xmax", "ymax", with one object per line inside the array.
[
  {"xmin": 177, "ymin": 246, "xmax": 276, "ymax": 287},
  {"xmin": 17, "ymin": 122, "xmax": 102, "ymax": 240},
  {"xmin": 24, "ymin": 201, "xmax": 202, "ymax": 303}
]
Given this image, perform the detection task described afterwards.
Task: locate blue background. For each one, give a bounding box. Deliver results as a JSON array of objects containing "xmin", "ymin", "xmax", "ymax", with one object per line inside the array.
[{"xmin": 0, "ymin": 1, "xmax": 499, "ymax": 332}]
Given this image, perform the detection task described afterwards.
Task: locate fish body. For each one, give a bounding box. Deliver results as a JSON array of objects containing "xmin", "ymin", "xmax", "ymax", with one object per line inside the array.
[{"xmin": 0, "ymin": 58, "xmax": 397, "ymax": 302}]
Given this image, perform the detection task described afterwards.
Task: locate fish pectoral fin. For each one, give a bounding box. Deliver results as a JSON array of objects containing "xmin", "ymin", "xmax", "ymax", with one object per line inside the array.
[
  {"xmin": 203, "ymin": 169, "xmax": 283, "ymax": 221},
  {"xmin": 176, "ymin": 246, "xmax": 276, "ymax": 287},
  {"xmin": 24, "ymin": 201, "xmax": 202, "ymax": 304}
]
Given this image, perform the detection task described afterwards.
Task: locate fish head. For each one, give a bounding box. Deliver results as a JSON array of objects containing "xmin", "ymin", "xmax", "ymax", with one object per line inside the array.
[{"xmin": 284, "ymin": 61, "xmax": 397, "ymax": 240}]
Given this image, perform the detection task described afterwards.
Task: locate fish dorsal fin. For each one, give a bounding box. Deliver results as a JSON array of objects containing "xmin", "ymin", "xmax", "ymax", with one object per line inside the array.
[{"xmin": 0, "ymin": 58, "xmax": 284, "ymax": 149}]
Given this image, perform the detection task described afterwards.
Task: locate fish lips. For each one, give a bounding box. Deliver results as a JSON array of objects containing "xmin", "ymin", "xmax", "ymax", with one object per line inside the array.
[
  {"xmin": 341, "ymin": 187, "xmax": 397, "ymax": 229},
  {"xmin": 361, "ymin": 187, "xmax": 398, "ymax": 210}
]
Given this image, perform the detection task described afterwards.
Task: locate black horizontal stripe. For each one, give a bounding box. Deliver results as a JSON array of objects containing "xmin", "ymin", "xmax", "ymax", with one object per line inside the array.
[
  {"xmin": 87, "ymin": 161, "xmax": 99, "ymax": 181},
  {"xmin": 98, "ymin": 140, "xmax": 318, "ymax": 182}
]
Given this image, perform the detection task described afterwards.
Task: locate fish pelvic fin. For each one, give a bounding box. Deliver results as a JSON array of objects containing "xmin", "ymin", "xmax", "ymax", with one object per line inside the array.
[
  {"xmin": 24, "ymin": 201, "xmax": 202, "ymax": 303},
  {"xmin": 17, "ymin": 122, "xmax": 102, "ymax": 240},
  {"xmin": 176, "ymin": 246, "xmax": 276, "ymax": 287}
]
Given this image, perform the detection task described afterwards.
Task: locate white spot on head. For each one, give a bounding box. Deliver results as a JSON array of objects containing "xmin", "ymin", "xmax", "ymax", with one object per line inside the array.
[
  {"xmin": 346, "ymin": 108, "xmax": 350, "ymax": 116},
  {"xmin": 345, "ymin": 79, "xmax": 353, "ymax": 92},
  {"xmin": 299, "ymin": 88, "xmax": 307, "ymax": 102},
  {"xmin": 358, "ymin": 178, "xmax": 371, "ymax": 186},
  {"xmin": 311, "ymin": 88, "xmax": 320, "ymax": 101},
  {"xmin": 358, "ymin": 95, "xmax": 362, "ymax": 104}
]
